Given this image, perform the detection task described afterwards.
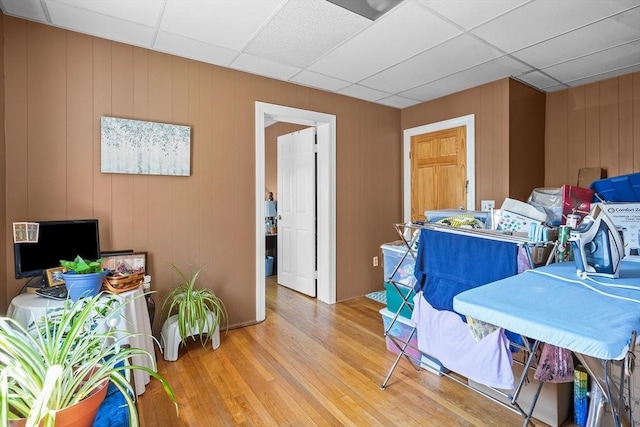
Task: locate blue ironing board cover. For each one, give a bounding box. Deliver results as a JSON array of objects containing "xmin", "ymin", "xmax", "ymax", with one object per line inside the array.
[{"xmin": 453, "ymin": 261, "xmax": 640, "ymax": 360}]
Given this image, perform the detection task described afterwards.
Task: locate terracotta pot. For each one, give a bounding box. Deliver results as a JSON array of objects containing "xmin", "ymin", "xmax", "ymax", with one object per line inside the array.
[{"xmin": 9, "ymin": 380, "xmax": 108, "ymax": 427}]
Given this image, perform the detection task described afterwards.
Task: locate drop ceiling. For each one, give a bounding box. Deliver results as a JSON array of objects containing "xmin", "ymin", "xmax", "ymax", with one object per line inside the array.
[{"xmin": 1, "ymin": 0, "xmax": 639, "ymax": 109}]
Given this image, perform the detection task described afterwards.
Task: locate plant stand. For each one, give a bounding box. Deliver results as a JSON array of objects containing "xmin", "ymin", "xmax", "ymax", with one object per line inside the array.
[{"xmin": 160, "ymin": 312, "xmax": 220, "ymax": 361}]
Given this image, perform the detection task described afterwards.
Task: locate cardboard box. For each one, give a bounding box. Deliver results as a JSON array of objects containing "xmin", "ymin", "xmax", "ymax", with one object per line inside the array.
[
  {"xmin": 468, "ymin": 362, "xmax": 572, "ymax": 427},
  {"xmin": 578, "ymin": 167, "xmax": 607, "ymax": 189},
  {"xmin": 597, "ymin": 202, "xmax": 640, "ymax": 257}
]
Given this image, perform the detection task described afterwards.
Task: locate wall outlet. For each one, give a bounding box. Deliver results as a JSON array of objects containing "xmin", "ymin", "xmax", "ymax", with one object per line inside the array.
[
  {"xmin": 481, "ymin": 200, "xmax": 495, "ymax": 212},
  {"xmin": 373, "ymin": 256, "xmax": 379, "ymax": 267}
]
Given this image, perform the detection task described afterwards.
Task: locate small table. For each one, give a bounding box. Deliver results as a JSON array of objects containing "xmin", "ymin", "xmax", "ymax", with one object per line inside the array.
[{"xmin": 7, "ymin": 286, "xmax": 155, "ymax": 396}]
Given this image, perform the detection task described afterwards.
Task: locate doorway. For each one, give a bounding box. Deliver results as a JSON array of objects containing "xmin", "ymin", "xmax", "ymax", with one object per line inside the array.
[
  {"xmin": 403, "ymin": 115, "xmax": 476, "ymax": 222},
  {"xmin": 255, "ymin": 102, "xmax": 337, "ymax": 322}
]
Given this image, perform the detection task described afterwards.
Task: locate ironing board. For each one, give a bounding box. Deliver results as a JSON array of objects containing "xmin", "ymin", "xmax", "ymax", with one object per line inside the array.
[{"xmin": 454, "ymin": 260, "xmax": 640, "ymax": 427}]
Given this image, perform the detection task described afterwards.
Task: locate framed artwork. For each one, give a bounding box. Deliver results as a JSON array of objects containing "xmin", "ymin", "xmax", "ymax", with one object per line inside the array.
[
  {"xmin": 101, "ymin": 251, "xmax": 147, "ymax": 274},
  {"xmin": 100, "ymin": 116, "xmax": 191, "ymax": 176},
  {"xmin": 46, "ymin": 267, "xmax": 67, "ymax": 287}
]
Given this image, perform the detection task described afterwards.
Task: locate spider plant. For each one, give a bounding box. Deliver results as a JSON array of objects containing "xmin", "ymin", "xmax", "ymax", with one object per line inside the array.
[
  {"xmin": 0, "ymin": 293, "xmax": 178, "ymax": 427},
  {"xmin": 162, "ymin": 263, "xmax": 228, "ymax": 347}
]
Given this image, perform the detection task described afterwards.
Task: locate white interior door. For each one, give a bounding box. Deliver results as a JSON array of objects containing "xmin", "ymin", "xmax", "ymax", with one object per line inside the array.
[{"xmin": 277, "ymin": 127, "xmax": 316, "ymax": 297}]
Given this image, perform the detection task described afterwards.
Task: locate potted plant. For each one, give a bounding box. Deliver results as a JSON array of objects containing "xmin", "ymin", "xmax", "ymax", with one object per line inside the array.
[
  {"xmin": 59, "ymin": 256, "xmax": 108, "ymax": 301},
  {"xmin": 0, "ymin": 293, "xmax": 178, "ymax": 427},
  {"xmin": 161, "ymin": 263, "xmax": 228, "ymax": 356}
]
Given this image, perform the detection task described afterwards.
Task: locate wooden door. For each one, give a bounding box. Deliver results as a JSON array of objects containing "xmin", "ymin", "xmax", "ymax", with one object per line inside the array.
[{"xmin": 411, "ymin": 126, "xmax": 467, "ymax": 220}]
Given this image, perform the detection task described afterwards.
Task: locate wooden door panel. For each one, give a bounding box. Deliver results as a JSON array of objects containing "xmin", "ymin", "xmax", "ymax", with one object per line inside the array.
[{"xmin": 411, "ymin": 126, "xmax": 466, "ymax": 218}]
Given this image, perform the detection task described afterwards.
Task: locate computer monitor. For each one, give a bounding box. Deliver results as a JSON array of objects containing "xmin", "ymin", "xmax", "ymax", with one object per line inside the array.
[{"xmin": 13, "ymin": 219, "xmax": 101, "ymax": 280}]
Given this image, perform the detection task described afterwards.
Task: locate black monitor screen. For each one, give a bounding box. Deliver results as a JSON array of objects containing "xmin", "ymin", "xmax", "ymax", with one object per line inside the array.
[{"xmin": 13, "ymin": 219, "xmax": 101, "ymax": 279}]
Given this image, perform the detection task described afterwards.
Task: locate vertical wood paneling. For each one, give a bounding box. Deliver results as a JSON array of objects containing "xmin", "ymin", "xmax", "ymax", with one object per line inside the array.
[
  {"xmin": 169, "ymin": 57, "xmax": 190, "ymax": 276},
  {"xmin": 196, "ymin": 63, "xmax": 214, "ymax": 282},
  {"xmin": 618, "ymin": 75, "xmax": 633, "ymax": 175},
  {"xmin": 92, "ymin": 37, "xmax": 113, "ymax": 248},
  {"xmin": 66, "ymin": 32, "xmax": 94, "ymax": 219},
  {"xmin": 585, "ymin": 83, "xmax": 601, "ymax": 167},
  {"xmin": 27, "ymin": 24, "xmax": 67, "ymax": 219},
  {"xmin": 186, "ymin": 61, "xmax": 201, "ymax": 267},
  {"xmin": 132, "ymin": 47, "xmax": 150, "ymax": 255},
  {"xmin": 0, "ymin": 13, "xmax": 6, "ymax": 309},
  {"xmin": 146, "ymin": 51, "xmax": 174, "ymax": 293},
  {"xmin": 545, "ymin": 91, "xmax": 568, "ymax": 186},
  {"xmin": 110, "ymin": 43, "xmax": 135, "ymax": 250},
  {"xmin": 545, "ymin": 72, "xmax": 640, "ymax": 187},
  {"xmin": 634, "ymin": 73, "xmax": 640, "ymax": 172},
  {"xmin": 600, "ymin": 79, "xmax": 619, "ymax": 177},
  {"xmin": 567, "ymin": 86, "xmax": 586, "ymax": 182}
]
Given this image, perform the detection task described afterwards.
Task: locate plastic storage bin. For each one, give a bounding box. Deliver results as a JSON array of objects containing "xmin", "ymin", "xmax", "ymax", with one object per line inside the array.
[
  {"xmin": 265, "ymin": 256, "xmax": 274, "ymax": 276},
  {"xmin": 384, "ymin": 282, "xmax": 414, "ymax": 319},
  {"xmin": 381, "ymin": 242, "xmax": 416, "ymax": 286},
  {"xmin": 379, "ymin": 308, "xmax": 445, "ymax": 375}
]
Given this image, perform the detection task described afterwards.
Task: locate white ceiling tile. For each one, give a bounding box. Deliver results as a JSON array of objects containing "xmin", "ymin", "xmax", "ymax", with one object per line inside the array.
[
  {"xmin": 513, "ymin": 7, "xmax": 640, "ymax": 68},
  {"xmin": 289, "ymin": 70, "xmax": 351, "ymax": 92},
  {"xmin": 376, "ymin": 95, "xmax": 422, "ymax": 109},
  {"xmin": 543, "ymin": 40, "xmax": 640, "ymax": 82},
  {"xmin": 154, "ymin": 31, "xmax": 239, "ymax": 67},
  {"xmin": 160, "ymin": 0, "xmax": 285, "ymax": 51},
  {"xmin": 2, "ymin": 0, "xmax": 48, "ymax": 22},
  {"xmin": 419, "ymin": 0, "xmax": 527, "ymax": 30},
  {"xmin": 338, "ymin": 84, "xmax": 390, "ymax": 102},
  {"xmin": 515, "ymin": 70, "xmax": 563, "ymax": 89},
  {"xmin": 48, "ymin": 0, "xmax": 164, "ymax": 27},
  {"xmin": 472, "ymin": 0, "xmax": 640, "ymax": 53},
  {"xmin": 401, "ymin": 55, "xmax": 535, "ymax": 101},
  {"xmin": 230, "ymin": 53, "xmax": 301, "ymax": 81},
  {"xmin": 360, "ymin": 34, "xmax": 503, "ymax": 94},
  {"xmin": 47, "ymin": 2, "xmax": 155, "ymax": 47},
  {"xmin": 308, "ymin": 1, "xmax": 461, "ymax": 81},
  {"xmin": 245, "ymin": 0, "xmax": 369, "ymax": 68},
  {"xmin": 564, "ymin": 63, "xmax": 640, "ymax": 88}
]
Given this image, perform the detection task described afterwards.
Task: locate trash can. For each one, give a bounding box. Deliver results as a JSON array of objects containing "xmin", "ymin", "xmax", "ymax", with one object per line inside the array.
[{"xmin": 265, "ymin": 256, "xmax": 274, "ymax": 276}]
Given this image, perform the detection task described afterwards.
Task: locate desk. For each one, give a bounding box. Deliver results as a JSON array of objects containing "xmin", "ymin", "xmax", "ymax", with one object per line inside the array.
[
  {"xmin": 7, "ymin": 286, "xmax": 155, "ymax": 396},
  {"xmin": 454, "ymin": 261, "xmax": 640, "ymax": 427}
]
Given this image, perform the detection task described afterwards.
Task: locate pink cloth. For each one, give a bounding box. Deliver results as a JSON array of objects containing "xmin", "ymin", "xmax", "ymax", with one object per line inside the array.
[{"xmin": 411, "ymin": 291, "xmax": 514, "ymax": 389}]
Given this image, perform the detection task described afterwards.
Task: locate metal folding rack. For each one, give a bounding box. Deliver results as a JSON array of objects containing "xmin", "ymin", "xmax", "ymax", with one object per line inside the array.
[{"xmin": 380, "ymin": 222, "xmax": 557, "ymax": 427}]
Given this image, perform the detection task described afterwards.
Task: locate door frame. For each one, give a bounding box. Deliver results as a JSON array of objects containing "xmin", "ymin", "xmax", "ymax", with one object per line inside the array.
[
  {"xmin": 255, "ymin": 102, "xmax": 337, "ymax": 322},
  {"xmin": 403, "ymin": 114, "xmax": 475, "ymax": 222}
]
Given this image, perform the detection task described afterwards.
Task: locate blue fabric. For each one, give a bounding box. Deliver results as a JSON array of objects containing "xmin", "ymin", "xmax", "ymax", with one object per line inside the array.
[
  {"xmin": 93, "ymin": 381, "xmax": 129, "ymax": 427},
  {"xmin": 414, "ymin": 229, "xmax": 518, "ymax": 315}
]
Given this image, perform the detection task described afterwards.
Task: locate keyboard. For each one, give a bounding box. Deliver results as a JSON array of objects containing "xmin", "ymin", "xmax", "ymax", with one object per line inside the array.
[{"xmin": 36, "ymin": 285, "xmax": 68, "ymax": 300}]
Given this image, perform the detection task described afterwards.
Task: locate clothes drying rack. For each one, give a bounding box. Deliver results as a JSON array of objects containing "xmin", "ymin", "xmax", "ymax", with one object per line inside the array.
[{"xmin": 380, "ymin": 222, "xmax": 557, "ymax": 427}]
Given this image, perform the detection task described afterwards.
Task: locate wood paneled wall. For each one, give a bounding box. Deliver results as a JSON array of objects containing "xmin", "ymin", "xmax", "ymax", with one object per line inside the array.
[
  {"xmin": 2, "ymin": 17, "xmax": 402, "ymax": 326},
  {"xmin": 0, "ymin": 13, "xmax": 6, "ymax": 312},
  {"xmin": 402, "ymin": 79, "xmax": 513, "ymax": 208},
  {"xmin": 545, "ymin": 72, "xmax": 640, "ymax": 186}
]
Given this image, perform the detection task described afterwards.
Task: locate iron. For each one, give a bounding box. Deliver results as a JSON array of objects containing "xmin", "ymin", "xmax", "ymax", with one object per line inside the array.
[{"xmin": 568, "ymin": 204, "xmax": 625, "ymax": 279}]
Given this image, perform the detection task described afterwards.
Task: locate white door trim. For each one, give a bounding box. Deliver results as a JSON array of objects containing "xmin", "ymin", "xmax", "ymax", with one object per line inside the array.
[
  {"xmin": 403, "ymin": 114, "xmax": 475, "ymax": 222},
  {"xmin": 255, "ymin": 102, "xmax": 337, "ymax": 322}
]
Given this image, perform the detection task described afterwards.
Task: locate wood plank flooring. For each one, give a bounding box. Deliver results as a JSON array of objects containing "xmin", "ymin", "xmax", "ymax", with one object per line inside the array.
[{"xmin": 137, "ymin": 278, "xmax": 575, "ymax": 426}]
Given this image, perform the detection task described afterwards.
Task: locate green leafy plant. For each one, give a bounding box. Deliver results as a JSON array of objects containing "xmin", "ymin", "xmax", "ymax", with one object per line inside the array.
[
  {"xmin": 162, "ymin": 263, "xmax": 228, "ymax": 347},
  {"xmin": 0, "ymin": 293, "xmax": 178, "ymax": 427},
  {"xmin": 59, "ymin": 255, "xmax": 104, "ymax": 274}
]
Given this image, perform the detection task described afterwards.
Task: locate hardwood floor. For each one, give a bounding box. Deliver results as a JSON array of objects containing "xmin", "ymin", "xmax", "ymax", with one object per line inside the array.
[{"xmin": 137, "ymin": 278, "xmax": 574, "ymax": 426}]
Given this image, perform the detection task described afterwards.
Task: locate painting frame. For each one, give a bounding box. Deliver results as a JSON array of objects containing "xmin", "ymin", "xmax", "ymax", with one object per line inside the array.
[
  {"xmin": 45, "ymin": 267, "xmax": 67, "ymax": 287},
  {"xmin": 100, "ymin": 116, "xmax": 191, "ymax": 176},
  {"xmin": 100, "ymin": 251, "xmax": 147, "ymax": 275}
]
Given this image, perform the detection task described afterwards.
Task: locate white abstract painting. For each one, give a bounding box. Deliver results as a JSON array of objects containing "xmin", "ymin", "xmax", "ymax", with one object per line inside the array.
[{"xmin": 101, "ymin": 116, "xmax": 191, "ymax": 176}]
